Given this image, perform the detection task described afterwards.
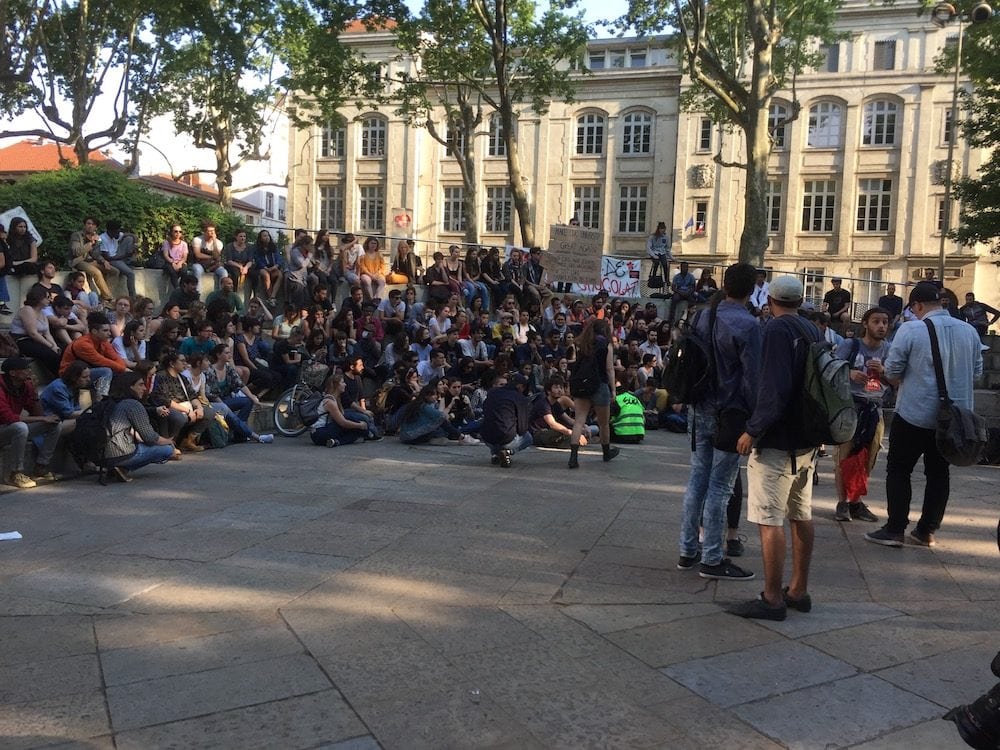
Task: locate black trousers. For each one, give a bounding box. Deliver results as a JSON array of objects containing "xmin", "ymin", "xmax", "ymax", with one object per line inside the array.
[{"xmin": 885, "ymin": 415, "xmax": 950, "ymax": 534}]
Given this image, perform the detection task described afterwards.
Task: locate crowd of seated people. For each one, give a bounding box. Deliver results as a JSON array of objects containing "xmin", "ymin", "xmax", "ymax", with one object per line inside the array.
[{"xmin": 0, "ymin": 218, "xmax": 693, "ymax": 485}]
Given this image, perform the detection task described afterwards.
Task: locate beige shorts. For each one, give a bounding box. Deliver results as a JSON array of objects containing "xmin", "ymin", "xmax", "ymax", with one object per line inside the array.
[{"xmin": 747, "ymin": 448, "xmax": 817, "ymax": 526}]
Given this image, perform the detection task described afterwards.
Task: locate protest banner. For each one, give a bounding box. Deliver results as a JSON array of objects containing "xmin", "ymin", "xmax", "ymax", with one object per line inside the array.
[
  {"xmin": 546, "ymin": 224, "xmax": 603, "ymax": 286},
  {"xmin": 569, "ymin": 256, "xmax": 642, "ymax": 298}
]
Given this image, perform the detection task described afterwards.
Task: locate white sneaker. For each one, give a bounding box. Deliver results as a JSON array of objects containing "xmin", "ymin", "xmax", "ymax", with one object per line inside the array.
[
  {"xmin": 257, "ymin": 433, "xmax": 275, "ymax": 444},
  {"xmin": 460, "ymin": 434, "xmax": 481, "ymax": 445}
]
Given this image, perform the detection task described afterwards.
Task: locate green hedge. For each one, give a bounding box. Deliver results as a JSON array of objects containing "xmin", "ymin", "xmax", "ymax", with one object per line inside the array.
[{"xmin": 0, "ymin": 166, "xmax": 247, "ymax": 265}]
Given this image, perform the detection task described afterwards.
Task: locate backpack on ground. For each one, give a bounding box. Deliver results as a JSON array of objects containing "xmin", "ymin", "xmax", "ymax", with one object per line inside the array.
[
  {"xmin": 662, "ymin": 304, "xmax": 718, "ymax": 405},
  {"xmin": 297, "ymin": 392, "xmax": 326, "ymax": 427},
  {"xmin": 569, "ymin": 355, "xmax": 600, "ymax": 398},
  {"xmin": 69, "ymin": 400, "xmax": 122, "ymax": 484},
  {"xmin": 788, "ymin": 316, "xmax": 857, "ymax": 446}
]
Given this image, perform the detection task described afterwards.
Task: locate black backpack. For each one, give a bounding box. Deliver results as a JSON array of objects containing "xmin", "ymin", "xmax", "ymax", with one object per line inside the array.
[
  {"xmin": 569, "ymin": 355, "xmax": 600, "ymax": 397},
  {"xmin": 70, "ymin": 400, "xmax": 124, "ymax": 483},
  {"xmin": 663, "ymin": 304, "xmax": 718, "ymax": 405}
]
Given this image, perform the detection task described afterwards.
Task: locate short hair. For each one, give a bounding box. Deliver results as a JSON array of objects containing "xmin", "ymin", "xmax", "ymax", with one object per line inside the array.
[
  {"xmin": 861, "ymin": 306, "xmax": 890, "ymax": 324},
  {"xmin": 545, "ymin": 374, "xmax": 567, "ymax": 391},
  {"xmin": 87, "ymin": 312, "xmax": 110, "ymax": 331},
  {"xmin": 723, "ymin": 262, "xmax": 756, "ymax": 299},
  {"xmin": 51, "ymin": 295, "xmax": 72, "ymax": 309},
  {"xmin": 105, "ymin": 219, "xmax": 122, "ymax": 235}
]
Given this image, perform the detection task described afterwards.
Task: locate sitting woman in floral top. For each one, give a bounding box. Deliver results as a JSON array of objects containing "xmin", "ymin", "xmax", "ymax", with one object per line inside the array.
[{"xmin": 201, "ymin": 346, "xmax": 273, "ymax": 443}]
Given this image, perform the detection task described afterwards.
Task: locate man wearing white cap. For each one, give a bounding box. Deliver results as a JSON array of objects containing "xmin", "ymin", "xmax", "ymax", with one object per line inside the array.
[{"xmin": 731, "ymin": 275, "xmax": 822, "ymax": 621}]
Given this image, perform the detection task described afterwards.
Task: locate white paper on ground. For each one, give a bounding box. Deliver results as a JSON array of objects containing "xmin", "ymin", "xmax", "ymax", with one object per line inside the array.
[{"xmin": 0, "ymin": 531, "xmax": 23, "ymax": 541}]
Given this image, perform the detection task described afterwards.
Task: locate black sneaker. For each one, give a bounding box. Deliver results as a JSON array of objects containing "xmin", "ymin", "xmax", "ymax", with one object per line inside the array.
[
  {"xmin": 491, "ymin": 453, "xmax": 500, "ymax": 465},
  {"xmin": 850, "ymin": 502, "xmax": 878, "ymax": 523},
  {"xmin": 699, "ymin": 558, "xmax": 755, "ymax": 581},
  {"xmin": 726, "ymin": 536, "xmax": 746, "ymax": 557},
  {"xmin": 728, "ymin": 594, "xmax": 786, "ymax": 621},
  {"xmin": 499, "ymin": 449, "xmax": 512, "ymax": 468},
  {"xmin": 782, "ymin": 586, "xmax": 812, "ymax": 613},
  {"xmin": 676, "ymin": 551, "xmax": 701, "ymax": 570},
  {"xmin": 865, "ymin": 527, "xmax": 904, "ymax": 548},
  {"xmin": 835, "ymin": 501, "xmax": 852, "ymax": 521}
]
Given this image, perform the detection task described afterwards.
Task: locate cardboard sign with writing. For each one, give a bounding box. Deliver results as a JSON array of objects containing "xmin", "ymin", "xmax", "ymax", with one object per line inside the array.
[{"xmin": 546, "ymin": 224, "xmax": 603, "ymax": 285}]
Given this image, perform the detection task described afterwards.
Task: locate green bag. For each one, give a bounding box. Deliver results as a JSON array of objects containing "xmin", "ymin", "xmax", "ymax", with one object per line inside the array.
[{"xmin": 205, "ymin": 414, "xmax": 231, "ymax": 449}]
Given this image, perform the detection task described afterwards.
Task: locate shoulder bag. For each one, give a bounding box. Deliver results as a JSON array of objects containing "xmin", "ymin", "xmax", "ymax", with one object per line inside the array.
[{"xmin": 925, "ymin": 319, "xmax": 987, "ymax": 466}]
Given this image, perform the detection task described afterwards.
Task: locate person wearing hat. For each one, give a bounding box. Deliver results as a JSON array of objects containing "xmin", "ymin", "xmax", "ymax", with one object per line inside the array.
[
  {"xmin": 731, "ymin": 274, "xmax": 822, "ymax": 621},
  {"xmin": 823, "ymin": 277, "xmax": 852, "ymax": 329},
  {"xmin": 865, "ymin": 281, "xmax": 983, "ymax": 548},
  {"xmin": 0, "ymin": 357, "xmax": 63, "ymax": 489},
  {"xmin": 480, "ymin": 372, "xmax": 533, "ymax": 467}
]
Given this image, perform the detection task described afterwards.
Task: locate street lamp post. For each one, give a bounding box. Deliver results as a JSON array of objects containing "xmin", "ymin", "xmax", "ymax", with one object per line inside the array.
[{"xmin": 933, "ymin": 2, "xmax": 992, "ymax": 282}]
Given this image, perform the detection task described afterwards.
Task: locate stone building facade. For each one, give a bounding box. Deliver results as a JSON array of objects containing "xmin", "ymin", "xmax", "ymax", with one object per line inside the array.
[{"xmin": 287, "ymin": 3, "xmax": 997, "ymax": 307}]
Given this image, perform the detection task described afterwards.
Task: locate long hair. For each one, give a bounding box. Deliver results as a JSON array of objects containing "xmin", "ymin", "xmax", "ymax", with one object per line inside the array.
[
  {"xmin": 122, "ymin": 319, "xmax": 143, "ymax": 347},
  {"xmin": 576, "ymin": 318, "xmax": 610, "ymax": 358},
  {"xmin": 108, "ymin": 371, "xmax": 144, "ymax": 401},
  {"xmin": 401, "ymin": 384, "xmax": 436, "ymax": 424}
]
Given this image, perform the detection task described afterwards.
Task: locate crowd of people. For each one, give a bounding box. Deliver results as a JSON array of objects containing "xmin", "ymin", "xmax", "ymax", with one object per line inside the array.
[
  {"xmin": 0, "ymin": 214, "xmax": 992, "ymax": 617},
  {"xmin": 0, "ymin": 217, "xmax": 713, "ymax": 486}
]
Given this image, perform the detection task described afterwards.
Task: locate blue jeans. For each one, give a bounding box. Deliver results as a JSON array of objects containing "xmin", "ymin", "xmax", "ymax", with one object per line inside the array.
[
  {"xmin": 117, "ymin": 442, "xmax": 174, "ymax": 471},
  {"xmin": 215, "ymin": 399, "xmax": 254, "ymax": 442},
  {"xmin": 679, "ymin": 408, "xmax": 741, "ymax": 566},
  {"xmin": 484, "ymin": 432, "xmax": 533, "ymax": 456},
  {"xmin": 344, "ymin": 409, "xmax": 377, "ymax": 438},
  {"xmin": 109, "ymin": 259, "xmax": 136, "ymax": 297},
  {"xmin": 193, "ymin": 264, "xmax": 228, "ymax": 289}
]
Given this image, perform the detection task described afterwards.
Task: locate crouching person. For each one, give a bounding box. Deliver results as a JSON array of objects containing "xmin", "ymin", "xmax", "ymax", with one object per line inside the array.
[
  {"xmin": 151, "ymin": 351, "xmax": 214, "ymax": 452},
  {"xmin": 0, "ymin": 357, "xmax": 62, "ymax": 488},
  {"xmin": 480, "ymin": 373, "xmax": 533, "ymax": 467},
  {"xmin": 103, "ymin": 372, "xmax": 175, "ymax": 482}
]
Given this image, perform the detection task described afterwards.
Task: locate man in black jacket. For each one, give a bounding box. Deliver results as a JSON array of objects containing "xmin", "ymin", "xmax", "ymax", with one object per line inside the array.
[
  {"xmin": 480, "ymin": 373, "xmax": 533, "ymax": 467},
  {"xmin": 731, "ymin": 275, "xmax": 822, "ymax": 621}
]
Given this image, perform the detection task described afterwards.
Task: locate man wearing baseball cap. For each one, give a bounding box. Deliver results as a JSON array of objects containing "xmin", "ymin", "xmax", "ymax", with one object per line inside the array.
[
  {"xmin": 731, "ymin": 275, "xmax": 823, "ymax": 621},
  {"xmin": 865, "ymin": 281, "xmax": 983, "ymax": 548},
  {"xmin": 0, "ymin": 358, "xmax": 62, "ymax": 489}
]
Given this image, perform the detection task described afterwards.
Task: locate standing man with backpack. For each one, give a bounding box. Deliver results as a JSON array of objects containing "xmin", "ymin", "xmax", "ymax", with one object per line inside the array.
[
  {"xmin": 676, "ymin": 263, "xmax": 761, "ymax": 581},
  {"xmin": 865, "ymin": 282, "xmax": 983, "ymax": 548},
  {"xmin": 732, "ymin": 276, "xmax": 822, "ymax": 621}
]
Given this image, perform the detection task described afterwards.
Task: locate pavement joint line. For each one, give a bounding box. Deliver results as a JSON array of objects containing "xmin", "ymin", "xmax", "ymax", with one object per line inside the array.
[{"xmin": 90, "ymin": 616, "xmax": 116, "ymax": 742}]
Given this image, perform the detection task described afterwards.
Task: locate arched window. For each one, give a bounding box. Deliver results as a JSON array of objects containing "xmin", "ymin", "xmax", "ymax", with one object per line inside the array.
[
  {"xmin": 806, "ymin": 102, "xmax": 842, "ymax": 148},
  {"xmin": 360, "ymin": 116, "xmax": 387, "ymax": 157},
  {"xmin": 862, "ymin": 100, "xmax": 898, "ymax": 146},
  {"xmin": 769, "ymin": 103, "xmax": 788, "ymax": 149},
  {"xmin": 576, "ymin": 113, "xmax": 605, "ymax": 155},
  {"xmin": 621, "ymin": 111, "xmax": 652, "ymax": 154}
]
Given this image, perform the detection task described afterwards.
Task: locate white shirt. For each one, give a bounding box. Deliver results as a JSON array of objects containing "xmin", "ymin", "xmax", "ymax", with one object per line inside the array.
[
  {"xmin": 750, "ymin": 282, "xmax": 769, "ymax": 310},
  {"xmin": 343, "ymin": 243, "xmax": 363, "ymax": 271}
]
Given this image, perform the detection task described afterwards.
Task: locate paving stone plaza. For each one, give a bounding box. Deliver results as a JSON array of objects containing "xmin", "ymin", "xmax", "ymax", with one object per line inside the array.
[{"xmin": 0, "ymin": 430, "xmax": 997, "ymax": 749}]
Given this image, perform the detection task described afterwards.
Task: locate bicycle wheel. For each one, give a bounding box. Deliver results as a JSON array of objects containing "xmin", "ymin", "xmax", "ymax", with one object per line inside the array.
[{"xmin": 273, "ymin": 386, "xmax": 309, "ymax": 437}]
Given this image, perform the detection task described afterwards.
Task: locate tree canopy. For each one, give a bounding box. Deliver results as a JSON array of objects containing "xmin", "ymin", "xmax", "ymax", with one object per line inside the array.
[
  {"xmin": 624, "ymin": 0, "xmax": 842, "ymax": 266},
  {"xmin": 951, "ymin": 18, "xmax": 1000, "ymax": 254}
]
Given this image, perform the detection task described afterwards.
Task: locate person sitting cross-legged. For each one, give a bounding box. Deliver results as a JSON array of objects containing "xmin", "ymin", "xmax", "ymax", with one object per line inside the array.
[{"xmin": 310, "ymin": 373, "xmax": 370, "ymax": 447}]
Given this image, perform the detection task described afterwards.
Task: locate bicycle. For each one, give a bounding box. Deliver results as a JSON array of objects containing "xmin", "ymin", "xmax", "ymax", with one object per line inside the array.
[{"xmin": 272, "ymin": 357, "xmax": 330, "ymax": 437}]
